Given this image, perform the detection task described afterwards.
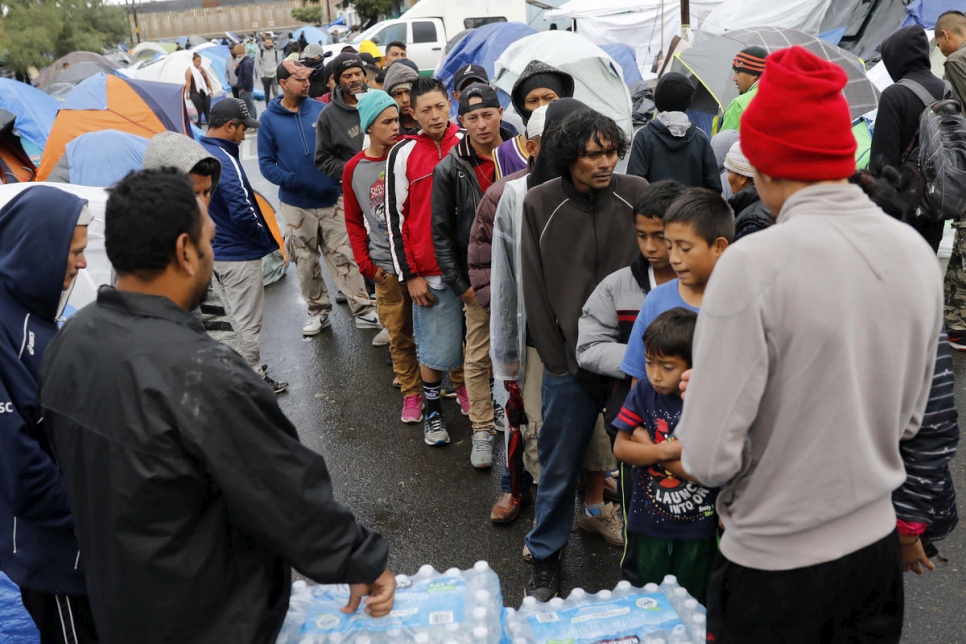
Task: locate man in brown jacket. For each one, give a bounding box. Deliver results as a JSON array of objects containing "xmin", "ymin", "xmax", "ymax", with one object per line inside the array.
[{"xmin": 936, "ymin": 10, "xmax": 966, "ymax": 104}]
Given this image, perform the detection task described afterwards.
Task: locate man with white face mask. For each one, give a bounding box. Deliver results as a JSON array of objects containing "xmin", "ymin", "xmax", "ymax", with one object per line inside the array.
[{"xmin": 0, "ymin": 186, "xmax": 98, "ymax": 642}]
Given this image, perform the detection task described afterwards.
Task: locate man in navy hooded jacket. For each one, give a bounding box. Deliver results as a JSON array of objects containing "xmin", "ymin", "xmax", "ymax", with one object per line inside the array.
[{"xmin": 0, "ymin": 186, "xmax": 98, "ymax": 642}]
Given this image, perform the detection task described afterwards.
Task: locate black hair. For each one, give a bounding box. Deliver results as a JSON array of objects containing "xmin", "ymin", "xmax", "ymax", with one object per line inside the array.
[
  {"xmin": 550, "ymin": 109, "xmax": 628, "ymax": 179},
  {"xmin": 386, "ymin": 40, "xmax": 407, "ymax": 52},
  {"xmin": 635, "ymin": 180, "xmax": 687, "ymax": 220},
  {"xmin": 936, "ymin": 10, "xmax": 966, "ymax": 34},
  {"xmin": 849, "ymin": 166, "xmax": 922, "ymax": 222},
  {"xmin": 190, "ymin": 157, "xmax": 219, "ymax": 178},
  {"xmin": 643, "ymin": 307, "xmax": 698, "ymax": 367},
  {"xmin": 106, "ymin": 168, "xmax": 202, "ymax": 279},
  {"xmin": 192, "ymin": 52, "xmax": 201, "ymax": 60},
  {"xmin": 663, "ymin": 188, "xmax": 735, "ymax": 245},
  {"xmin": 375, "ymin": 68, "xmax": 387, "ymax": 85},
  {"xmin": 411, "ymin": 76, "xmax": 448, "ymax": 108}
]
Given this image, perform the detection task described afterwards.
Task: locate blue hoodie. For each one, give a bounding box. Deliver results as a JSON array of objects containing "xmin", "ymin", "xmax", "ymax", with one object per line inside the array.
[
  {"xmin": 200, "ymin": 135, "xmax": 278, "ymax": 261},
  {"xmin": 0, "ymin": 186, "xmax": 88, "ymax": 596},
  {"xmin": 258, "ymin": 95, "xmax": 341, "ymax": 209}
]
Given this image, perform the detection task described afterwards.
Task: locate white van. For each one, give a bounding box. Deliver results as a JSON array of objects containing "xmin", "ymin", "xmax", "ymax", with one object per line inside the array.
[{"xmin": 324, "ymin": 0, "xmax": 528, "ymax": 73}]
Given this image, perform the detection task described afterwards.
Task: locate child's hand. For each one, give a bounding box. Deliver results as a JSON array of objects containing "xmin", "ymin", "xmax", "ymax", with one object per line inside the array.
[
  {"xmin": 661, "ymin": 440, "xmax": 683, "ymax": 461},
  {"xmin": 632, "ymin": 427, "xmax": 654, "ymax": 445},
  {"xmin": 679, "ymin": 369, "xmax": 692, "ymax": 399}
]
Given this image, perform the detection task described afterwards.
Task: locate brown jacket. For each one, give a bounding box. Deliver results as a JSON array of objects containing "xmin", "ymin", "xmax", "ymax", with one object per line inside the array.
[
  {"xmin": 467, "ymin": 168, "xmax": 528, "ymax": 312},
  {"xmin": 944, "ymin": 39, "xmax": 966, "ymax": 110}
]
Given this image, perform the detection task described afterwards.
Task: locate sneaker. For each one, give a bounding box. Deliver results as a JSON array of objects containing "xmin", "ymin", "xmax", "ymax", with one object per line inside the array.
[
  {"xmin": 949, "ymin": 333, "xmax": 966, "ymax": 351},
  {"xmin": 371, "ymin": 327, "xmax": 391, "ymax": 347},
  {"xmin": 355, "ymin": 310, "xmax": 382, "ymax": 329},
  {"xmin": 401, "ymin": 394, "xmax": 424, "ymax": 424},
  {"xmin": 440, "ymin": 387, "xmax": 458, "ymax": 399},
  {"xmin": 334, "ymin": 292, "xmax": 347, "ymax": 304},
  {"xmin": 392, "ymin": 376, "xmax": 401, "ymax": 389},
  {"xmin": 456, "ymin": 387, "xmax": 471, "ymax": 416},
  {"xmin": 470, "ymin": 431, "xmax": 494, "ymax": 469},
  {"xmin": 492, "ymin": 400, "xmax": 506, "ymax": 432},
  {"xmin": 302, "ymin": 313, "xmax": 331, "ymax": 336},
  {"xmin": 423, "ymin": 412, "xmax": 450, "ymax": 446},
  {"xmin": 525, "ymin": 553, "xmax": 561, "ymax": 601},
  {"xmin": 577, "ymin": 502, "xmax": 625, "ymax": 547},
  {"xmin": 263, "ymin": 373, "xmax": 289, "ymax": 394}
]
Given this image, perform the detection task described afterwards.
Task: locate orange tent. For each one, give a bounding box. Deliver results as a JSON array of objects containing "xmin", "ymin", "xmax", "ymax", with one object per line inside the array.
[{"xmin": 36, "ymin": 72, "xmax": 191, "ymax": 181}]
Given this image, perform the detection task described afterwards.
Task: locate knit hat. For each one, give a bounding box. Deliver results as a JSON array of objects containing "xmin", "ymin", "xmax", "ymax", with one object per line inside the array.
[
  {"xmin": 732, "ymin": 46, "xmax": 768, "ymax": 75},
  {"xmin": 383, "ymin": 60, "xmax": 420, "ymax": 95},
  {"xmin": 357, "ymin": 89, "xmax": 398, "ymax": 133},
  {"xmin": 330, "ymin": 53, "xmax": 365, "ymax": 81},
  {"xmin": 741, "ymin": 46, "xmax": 857, "ymax": 181},
  {"xmin": 654, "ymin": 72, "xmax": 695, "ymax": 113},
  {"xmin": 511, "ymin": 60, "xmax": 575, "ymax": 122},
  {"xmin": 526, "ymin": 105, "xmax": 549, "ymax": 139},
  {"xmin": 723, "ymin": 141, "xmax": 754, "ymax": 178}
]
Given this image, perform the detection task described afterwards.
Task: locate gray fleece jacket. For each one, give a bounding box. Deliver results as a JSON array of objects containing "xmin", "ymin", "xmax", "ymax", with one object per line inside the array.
[
  {"xmin": 314, "ymin": 86, "xmax": 364, "ymax": 181},
  {"xmin": 676, "ymin": 183, "xmax": 942, "ymax": 571}
]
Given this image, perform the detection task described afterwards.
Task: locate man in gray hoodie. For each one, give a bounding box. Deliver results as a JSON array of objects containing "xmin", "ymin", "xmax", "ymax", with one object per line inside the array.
[
  {"xmin": 676, "ymin": 47, "xmax": 942, "ymax": 643},
  {"xmin": 315, "ymin": 53, "xmax": 369, "ymax": 181}
]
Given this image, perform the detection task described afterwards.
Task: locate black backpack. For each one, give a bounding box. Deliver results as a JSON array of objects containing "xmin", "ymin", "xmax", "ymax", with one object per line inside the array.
[{"xmin": 898, "ymin": 78, "xmax": 966, "ymax": 222}]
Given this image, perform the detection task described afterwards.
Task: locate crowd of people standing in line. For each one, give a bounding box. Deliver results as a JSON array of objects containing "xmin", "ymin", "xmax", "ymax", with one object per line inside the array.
[{"xmin": 3, "ymin": 12, "xmax": 966, "ymax": 644}]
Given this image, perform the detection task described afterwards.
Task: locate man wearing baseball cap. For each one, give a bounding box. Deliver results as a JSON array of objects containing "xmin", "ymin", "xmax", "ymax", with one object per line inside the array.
[
  {"xmin": 451, "ymin": 64, "xmax": 489, "ymax": 103},
  {"xmin": 259, "ymin": 60, "xmax": 378, "ymax": 336},
  {"xmin": 201, "ymin": 99, "xmax": 281, "ymax": 385},
  {"xmin": 315, "ymin": 53, "xmax": 369, "ymax": 182},
  {"xmin": 432, "ymin": 83, "xmax": 513, "ymax": 465},
  {"xmin": 717, "ymin": 45, "xmax": 767, "ymax": 133},
  {"xmin": 675, "ymin": 46, "xmax": 942, "ymax": 642}
]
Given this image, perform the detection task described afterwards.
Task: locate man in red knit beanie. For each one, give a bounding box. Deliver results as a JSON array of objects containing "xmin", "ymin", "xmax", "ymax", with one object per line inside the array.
[{"xmin": 675, "ymin": 46, "xmax": 943, "ymax": 642}]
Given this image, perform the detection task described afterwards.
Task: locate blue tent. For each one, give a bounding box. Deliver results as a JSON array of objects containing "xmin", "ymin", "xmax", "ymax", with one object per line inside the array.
[
  {"xmin": 903, "ymin": 0, "xmax": 962, "ymax": 29},
  {"xmin": 0, "ymin": 572, "xmax": 37, "ymax": 644},
  {"xmin": 600, "ymin": 44, "xmax": 644, "ymax": 86},
  {"xmin": 197, "ymin": 44, "xmax": 232, "ymax": 92},
  {"xmin": 0, "ymin": 78, "xmax": 59, "ymax": 161},
  {"xmin": 293, "ymin": 25, "xmax": 329, "ymax": 46},
  {"xmin": 58, "ymin": 130, "xmax": 149, "ymax": 187},
  {"xmin": 437, "ymin": 22, "xmax": 539, "ymax": 115}
]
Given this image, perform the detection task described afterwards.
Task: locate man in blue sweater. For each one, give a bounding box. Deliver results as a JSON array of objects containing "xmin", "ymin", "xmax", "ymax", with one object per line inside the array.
[
  {"xmin": 201, "ymin": 99, "xmax": 287, "ymax": 393},
  {"xmin": 0, "ymin": 186, "xmax": 98, "ymax": 641},
  {"xmin": 237, "ymin": 47, "xmax": 257, "ymax": 119},
  {"xmin": 259, "ymin": 59, "xmax": 379, "ymax": 336}
]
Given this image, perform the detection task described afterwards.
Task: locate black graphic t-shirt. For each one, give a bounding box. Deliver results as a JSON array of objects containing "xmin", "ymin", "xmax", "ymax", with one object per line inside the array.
[{"xmin": 613, "ymin": 380, "xmax": 718, "ymax": 540}]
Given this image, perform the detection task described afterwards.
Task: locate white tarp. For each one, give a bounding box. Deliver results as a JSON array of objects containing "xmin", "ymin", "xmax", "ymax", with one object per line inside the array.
[
  {"xmin": 120, "ymin": 51, "xmax": 226, "ymax": 97},
  {"xmin": 547, "ymin": 0, "xmax": 723, "ymax": 71},
  {"xmin": 698, "ymin": 0, "xmax": 832, "ymax": 40},
  {"xmin": 493, "ymin": 31, "xmax": 634, "ymax": 137}
]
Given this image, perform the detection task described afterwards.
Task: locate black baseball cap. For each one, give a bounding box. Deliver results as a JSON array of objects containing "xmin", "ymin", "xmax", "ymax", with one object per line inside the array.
[
  {"xmin": 454, "ymin": 64, "xmax": 488, "ymax": 91},
  {"xmin": 210, "ymin": 98, "xmax": 260, "ymax": 128},
  {"xmin": 458, "ymin": 83, "xmax": 501, "ymax": 116}
]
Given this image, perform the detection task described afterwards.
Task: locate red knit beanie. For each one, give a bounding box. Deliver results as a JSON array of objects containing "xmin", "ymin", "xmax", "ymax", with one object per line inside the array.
[{"xmin": 741, "ymin": 46, "xmax": 857, "ymax": 181}]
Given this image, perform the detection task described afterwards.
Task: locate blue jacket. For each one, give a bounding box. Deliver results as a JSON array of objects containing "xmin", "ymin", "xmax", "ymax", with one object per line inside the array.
[
  {"xmin": 258, "ymin": 95, "xmax": 341, "ymax": 209},
  {"xmin": 0, "ymin": 186, "xmax": 87, "ymax": 596},
  {"xmin": 200, "ymin": 135, "xmax": 278, "ymax": 261},
  {"xmin": 237, "ymin": 55, "xmax": 255, "ymax": 92}
]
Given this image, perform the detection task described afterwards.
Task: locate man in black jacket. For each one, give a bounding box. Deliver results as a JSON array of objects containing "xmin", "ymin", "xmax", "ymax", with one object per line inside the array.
[
  {"xmin": 432, "ymin": 83, "xmax": 510, "ymax": 470},
  {"xmin": 40, "ymin": 169, "xmax": 395, "ymax": 643},
  {"xmin": 870, "ymin": 25, "xmax": 948, "ymax": 251}
]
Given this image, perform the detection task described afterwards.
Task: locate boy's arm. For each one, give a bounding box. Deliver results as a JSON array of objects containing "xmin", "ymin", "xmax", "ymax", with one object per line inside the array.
[
  {"xmin": 576, "ymin": 275, "xmax": 627, "ymax": 378},
  {"xmin": 613, "ymin": 428, "xmax": 680, "ymax": 467},
  {"xmin": 657, "ymin": 458, "xmax": 701, "ymax": 484},
  {"xmin": 341, "ymin": 158, "xmax": 379, "ymax": 281}
]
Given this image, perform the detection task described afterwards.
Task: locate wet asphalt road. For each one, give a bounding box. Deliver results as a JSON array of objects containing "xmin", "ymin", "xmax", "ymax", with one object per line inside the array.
[{"xmin": 239, "ymin": 127, "xmax": 965, "ymax": 642}]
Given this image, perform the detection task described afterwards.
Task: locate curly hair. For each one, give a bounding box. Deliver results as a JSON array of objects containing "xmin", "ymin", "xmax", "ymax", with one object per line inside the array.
[{"xmin": 548, "ymin": 109, "xmax": 628, "ymax": 179}]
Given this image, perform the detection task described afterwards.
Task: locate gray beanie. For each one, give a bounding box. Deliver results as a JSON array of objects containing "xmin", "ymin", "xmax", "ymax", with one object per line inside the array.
[{"xmin": 384, "ymin": 60, "xmax": 420, "ymax": 95}]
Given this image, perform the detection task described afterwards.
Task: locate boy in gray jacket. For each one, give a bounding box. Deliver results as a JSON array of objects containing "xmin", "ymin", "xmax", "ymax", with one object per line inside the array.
[{"xmin": 676, "ymin": 47, "xmax": 942, "ymax": 643}]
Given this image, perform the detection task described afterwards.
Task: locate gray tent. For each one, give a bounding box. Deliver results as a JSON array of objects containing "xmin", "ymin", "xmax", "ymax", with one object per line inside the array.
[{"xmin": 671, "ymin": 26, "xmax": 880, "ymax": 122}]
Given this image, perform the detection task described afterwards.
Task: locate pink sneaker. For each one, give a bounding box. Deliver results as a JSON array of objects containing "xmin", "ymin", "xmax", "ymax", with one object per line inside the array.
[
  {"xmin": 401, "ymin": 394, "xmax": 424, "ymax": 424},
  {"xmin": 456, "ymin": 387, "xmax": 470, "ymax": 416}
]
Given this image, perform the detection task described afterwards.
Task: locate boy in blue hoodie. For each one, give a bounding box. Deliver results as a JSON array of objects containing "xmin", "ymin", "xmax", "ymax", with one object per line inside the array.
[{"xmin": 0, "ymin": 187, "xmax": 98, "ymax": 641}]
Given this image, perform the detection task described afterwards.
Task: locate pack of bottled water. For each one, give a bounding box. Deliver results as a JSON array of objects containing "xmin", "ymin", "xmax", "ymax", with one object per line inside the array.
[
  {"xmin": 503, "ymin": 576, "xmax": 707, "ymax": 644},
  {"xmin": 276, "ymin": 561, "xmax": 504, "ymax": 643}
]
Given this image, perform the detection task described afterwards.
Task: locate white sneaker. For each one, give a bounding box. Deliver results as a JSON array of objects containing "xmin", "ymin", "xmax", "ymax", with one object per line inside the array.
[
  {"xmin": 355, "ymin": 310, "xmax": 382, "ymax": 329},
  {"xmin": 302, "ymin": 313, "xmax": 331, "ymax": 336},
  {"xmin": 371, "ymin": 327, "xmax": 391, "ymax": 347}
]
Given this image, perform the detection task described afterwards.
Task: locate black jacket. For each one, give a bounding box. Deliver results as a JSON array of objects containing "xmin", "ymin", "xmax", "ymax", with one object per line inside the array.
[
  {"xmin": 729, "ymin": 184, "xmax": 772, "ymax": 242},
  {"xmin": 432, "ymin": 129, "xmax": 513, "ymax": 295},
  {"xmin": 41, "ymin": 288, "xmax": 388, "ymax": 643},
  {"xmin": 626, "ymin": 116, "xmax": 722, "ymax": 191}
]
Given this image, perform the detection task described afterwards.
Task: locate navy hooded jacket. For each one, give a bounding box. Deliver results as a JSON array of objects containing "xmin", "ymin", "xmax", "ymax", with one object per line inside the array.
[
  {"xmin": 0, "ymin": 186, "xmax": 88, "ymax": 596},
  {"xmin": 200, "ymin": 135, "xmax": 278, "ymax": 261}
]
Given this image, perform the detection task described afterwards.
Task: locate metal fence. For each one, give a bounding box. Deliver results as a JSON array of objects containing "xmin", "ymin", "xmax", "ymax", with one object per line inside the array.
[{"xmin": 130, "ymin": 0, "xmax": 312, "ymax": 41}]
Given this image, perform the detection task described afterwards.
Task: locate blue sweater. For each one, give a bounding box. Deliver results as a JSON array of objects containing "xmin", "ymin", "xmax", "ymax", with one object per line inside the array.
[
  {"xmin": 200, "ymin": 135, "xmax": 278, "ymax": 261},
  {"xmin": 258, "ymin": 96, "xmax": 341, "ymax": 209},
  {"xmin": 0, "ymin": 187, "xmax": 88, "ymax": 596}
]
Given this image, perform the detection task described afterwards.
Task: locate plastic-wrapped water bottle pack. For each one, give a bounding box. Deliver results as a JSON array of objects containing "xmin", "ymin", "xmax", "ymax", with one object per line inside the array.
[
  {"xmin": 503, "ymin": 576, "xmax": 706, "ymax": 644},
  {"xmin": 276, "ymin": 561, "xmax": 505, "ymax": 643}
]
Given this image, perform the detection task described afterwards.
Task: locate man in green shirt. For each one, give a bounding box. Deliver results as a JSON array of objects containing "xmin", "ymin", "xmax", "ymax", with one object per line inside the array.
[{"xmin": 718, "ymin": 46, "xmax": 767, "ymax": 133}]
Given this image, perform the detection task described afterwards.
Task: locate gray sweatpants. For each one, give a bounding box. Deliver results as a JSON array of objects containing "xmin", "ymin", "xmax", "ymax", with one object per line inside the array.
[{"xmin": 213, "ymin": 259, "xmax": 264, "ymax": 371}]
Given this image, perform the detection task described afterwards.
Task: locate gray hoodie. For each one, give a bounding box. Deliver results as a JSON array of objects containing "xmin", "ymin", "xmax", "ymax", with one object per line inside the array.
[
  {"xmin": 314, "ymin": 86, "xmax": 364, "ymax": 181},
  {"xmin": 676, "ymin": 183, "xmax": 942, "ymax": 571}
]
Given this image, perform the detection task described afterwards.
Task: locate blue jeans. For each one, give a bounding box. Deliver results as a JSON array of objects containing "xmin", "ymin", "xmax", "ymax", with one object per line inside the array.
[
  {"xmin": 525, "ymin": 370, "xmax": 601, "ymax": 561},
  {"xmin": 412, "ymin": 284, "xmax": 465, "ymax": 371}
]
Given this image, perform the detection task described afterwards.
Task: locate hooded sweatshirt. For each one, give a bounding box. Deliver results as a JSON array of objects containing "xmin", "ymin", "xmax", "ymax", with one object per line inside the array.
[
  {"xmin": 0, "ymin": 186, "xmax": 88, "ymax": 596},
  {"xmin": 676, "ymin": 183, "xmax": 942, "ymax": 571},
  {"xmin": 627, "ymin": 112, "xmax": 722, "ymax": 191},
  {"xmin": 314, "ymin": 86, "xmax": 365, "ymax": 181},
  {"xmin": 259, "ymin": 95, "xmax": 341, "ymax": 209}
]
